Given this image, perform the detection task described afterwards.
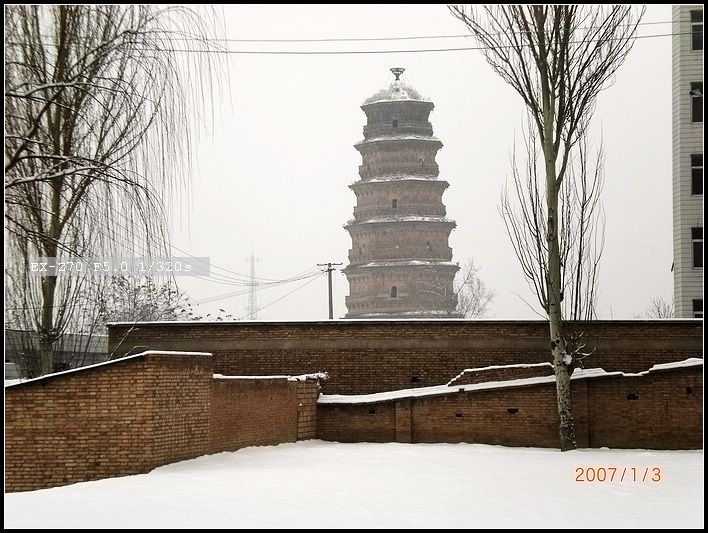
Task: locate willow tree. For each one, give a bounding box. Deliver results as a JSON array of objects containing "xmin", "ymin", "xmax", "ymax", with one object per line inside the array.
[
  {"xmin": 450, "ymin": 5, "xmax": 643, "ymax": 450},
  {"xmin": 5, "ymin": 5, "xmax": 225, "ymax": 376}
]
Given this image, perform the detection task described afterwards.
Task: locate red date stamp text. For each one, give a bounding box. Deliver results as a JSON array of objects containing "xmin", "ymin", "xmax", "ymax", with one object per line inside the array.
[{"xmin": 575, "ymin": 466, "xmax": 662, "ymax": 483}]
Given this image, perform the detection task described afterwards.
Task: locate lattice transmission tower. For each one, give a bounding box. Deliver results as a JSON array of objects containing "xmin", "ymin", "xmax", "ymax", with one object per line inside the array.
[{"xmin": 245, "ymin": 251, "xmax": 261, "ymax": 320}]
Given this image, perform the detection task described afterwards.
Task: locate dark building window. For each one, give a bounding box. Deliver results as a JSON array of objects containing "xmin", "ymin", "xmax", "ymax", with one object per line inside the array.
[
  {"xmin": 691, "ymin": 10, "xmax": 703, "ymax": 51},
  {"xmin": 390, "ymin": 286, "xmax": 397, "ymax": 298},
  {"xmin": 692, "ymin": 154, "xmax": 703, "ymax": 195},
  {"xmin": 392, "ymin": 119, "xmax": 398, "ymax": 129},
  {"xmin": 692, "ymin": 227, "xmax": 703, "ymax": 267},
  {"xmin": 691, "ymin": 82, "xmax": 703, "ymax": 123},
  {"xmin": 693, "ymin": 299, "xmax": 703, "ymax": 319},
  {"xmin": 391, "ymin": 199, "xmax": 398, "ymax": 208}
]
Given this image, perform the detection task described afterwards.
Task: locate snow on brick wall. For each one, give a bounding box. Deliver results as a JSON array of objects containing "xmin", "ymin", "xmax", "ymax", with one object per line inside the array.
[
  {"xmin": 316, "ymin": 364, "xmax": 703, "ymax": 449},
  {"xmin": 5, "ymin": 353, "xmax": 321, "ymax": 493},
  {"xmin": 446, "ymin": 363, "xmax": 554, "ymax": 387},
  {"xmin": 107, "ymin": 320, "xmax": 704, "ymax": 395},
  {"xmin": 5, "ymin": 353, "xmax": 213, "ymax": 492}
]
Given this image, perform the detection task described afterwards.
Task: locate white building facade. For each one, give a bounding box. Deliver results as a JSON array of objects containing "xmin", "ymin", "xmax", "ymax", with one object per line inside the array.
[{"xmin": 673, "ymin": 5, "xmax": 704, "ymax": 318}]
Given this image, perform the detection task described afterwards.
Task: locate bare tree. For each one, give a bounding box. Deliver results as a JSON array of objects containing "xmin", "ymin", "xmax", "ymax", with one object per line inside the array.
[
  {"xmin": 412, "ymin": 260, "xmax": 494, "ymax": 318},
  {"xmin": 637, "ymin": 297, "xmax": 674, "ymax": 319},
  {"xmin": 4, "ymin": 5, "xmax": 225, "ymax": 376},
  {"xmin": 91, "ymin": 277, "xmax": 187, "ymax": 326},
  {"xmin": 412, "ymin": 267, "xmax": 460, "ymax": 317},
  {"xmin": 91, "ymin": 276, "xmax": 235, "ymax": 327},
  {"xmin": 455, "ymin": 259, "xmax": 495, "ymax": 318},
  {"xmin": 450, "ymin": 5, "xmax": 643, "ymax": 450}
]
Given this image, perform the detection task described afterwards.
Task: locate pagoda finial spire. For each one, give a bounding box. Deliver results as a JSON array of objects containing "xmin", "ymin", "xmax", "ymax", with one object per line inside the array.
[{"xmin": 390, "ymin": 67, "xmax": 405, "ymax": 81}]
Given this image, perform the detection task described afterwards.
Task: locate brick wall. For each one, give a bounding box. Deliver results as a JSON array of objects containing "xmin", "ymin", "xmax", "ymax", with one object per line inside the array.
[
  {"xmin": 5, "ymin": 342, "xmax": 701, "ymax": 493},
  {"xmin": 5, "ymin": 353, "xmax": 321, "ymax": 492},
  {"xmin": 316, "ymin": 363, "xmax": 703, "ymax": 450},
  {"xmin": 296, "ymin": 379, "xmax": 319, "ymax": 439},
  {"xmin": 209, "ymin": 378, "xmax": 298, "ymax": 453},
  {"xmin": 107, "ymin": 320, "xmax": 703, "ymax": 394},
  {"xmin": 584, "ymin": 368, "xmax": 703, "ymax": 448},
  {"xmin": 4, "ymin": 353, "xmax": 210, "ymax": 492},
  {"xmin": 150, "ymin": 353, "xmax": 212, "ymax": 466},
  {"xmin": 5, "ymin": 356, "xmax": 153, "ymax": 492},
  {"xmin": 317, "ymin": 402, "xmax": 397, "ymax": 443}
]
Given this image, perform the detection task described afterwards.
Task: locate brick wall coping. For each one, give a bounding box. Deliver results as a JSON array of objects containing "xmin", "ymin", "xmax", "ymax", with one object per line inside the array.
[
  {"xmin": 318, "ymin": 358, "xmax": 703, "ymax": 405},
  {"xmin": 213, "ymin": 374, "xmax": 290, "ymax": 380},
  {"xmin": 107, "ymin": 319, "xmax": 702, "ymax": 326},
  {"xmin": 446, "ymin": 362, "xmax": 553, "ymax": 385},
  {"xmin": 4, "ymin": 350, "xmax": 212, "ymax": 389},
  {"xmin": 213, "ymin": 372, "xmax": 329, "ymax": 382}
]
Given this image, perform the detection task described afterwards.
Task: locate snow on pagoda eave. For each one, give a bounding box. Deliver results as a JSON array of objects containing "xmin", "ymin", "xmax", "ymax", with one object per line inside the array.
[
  {"xmin": 350, "ymin": 176, "xmax": 449, "ymax": 188},
  {"xmin": 355, "ymin": 135, "xmax": 442, "ymax": 148},
  {"xmin": 343, "ymin": 259, "xmax": 460, "ymax": 270},
  {"xmin": 344, "ymin": 215, "xmax": 456, "ymax": 228},
  {"xmin": 344, "ymin": 309, "xmax": 463, "ymax": 320},
  {"xmin": 361, "ymin": 97, "xmax": 434, "ymax": 107}
]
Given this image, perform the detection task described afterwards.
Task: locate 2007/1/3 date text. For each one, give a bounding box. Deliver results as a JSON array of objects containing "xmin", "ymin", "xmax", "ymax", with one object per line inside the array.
[{"xmin": 575, "ymin": 466, "xmax": 662, "ymax": 483}]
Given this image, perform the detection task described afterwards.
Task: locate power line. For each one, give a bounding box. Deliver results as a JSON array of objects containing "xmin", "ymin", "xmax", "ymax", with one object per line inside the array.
[
  {"xmin": 160, "ymin": 18, "xmax": 676, "ymax": 43},
  {"xmin": 15, "ymin": 205, "xmax": 315, "ymax": 287},
  {"xmin": 8, "ymin": 30, "xmax": 692, "ymax": 56},
  {"xmin": 104, "ymin": 31, "xmax": 686, "ymax": 55},
  {"xmin": 236, "ymin": 271, "xmax": 326, "ymax": 319},
  {"xmin": 6, "ymin": 269, "xmax": 325, "ymax": 310},
  {"xmin": 157, "ymin": 31, "xmax": 476, "ymax": 44},
  {"xmin": 168, "ymin": 242, "xmax": 318, "ymax": 283},
  {"xmin": 193, "ymin": 270, "xmax": 323, "ymax": 305},
  {"xmin": 195, "ymin": 273, "xmax": 322, "ymax": 304},
  {"xmin": 28, "ymin": 204, "xmax": 271, "ymax": 286},
  {"xmin": 10, "ymin": 208, "xmax": 320, "ymax": 288},
  {"xmin": 15, "ymin": 19, "xmax": 677, "ymax": 45},
  {"xmin": 9, "ymin": 200, "xmax": 322, "ymax": 289}
]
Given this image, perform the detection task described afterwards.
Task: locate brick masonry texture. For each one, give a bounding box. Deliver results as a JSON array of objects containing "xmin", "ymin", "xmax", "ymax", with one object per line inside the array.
[
  {"xmin": 210, "ymin": 378, "xmax": 298, "ymax": 453},
  {"xmin": 5, "ymin": 353, "xmax": 320, "ymax": 492},
  {"xmin": 447, "ymin": 363, "xmax": 554, "ymax": 386},
  {"xmin": 316, "ymin": 365, "xmax": 703, "ymax": 449},
  {"xmin": 296, "ymin": 380, "xmax": 319, "ymax": 440},
  {"xmin": 107, "ymin": 320, "xmax": 703, "ymax": 394}
]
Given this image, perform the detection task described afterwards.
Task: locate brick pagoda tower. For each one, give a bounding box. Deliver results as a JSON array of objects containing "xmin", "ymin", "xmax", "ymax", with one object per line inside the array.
[{"xmin": 343, "ymin": 68, "xmax": 459, "ymax": 318}]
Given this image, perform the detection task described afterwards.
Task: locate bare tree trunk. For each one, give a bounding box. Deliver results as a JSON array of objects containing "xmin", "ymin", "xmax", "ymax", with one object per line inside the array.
[
  {"xmin": 546, "ymin": 167, "xmax": 576, "ymax": 449},
  {"xmin": 39, "ymin": 275, "xmax": 57, "ymax": 375},
  {"xmin": 538, "ymin": 22, "xmax": 576, "ymax": 448},
  {"xmin": 546, "ymin": 133, "xmax": 576, "ymax": 450}
]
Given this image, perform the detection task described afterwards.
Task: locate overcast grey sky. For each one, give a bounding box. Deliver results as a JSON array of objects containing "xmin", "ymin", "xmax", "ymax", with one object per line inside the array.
[{"xmin": 173, "ymin": 4, "xmax": 674, "ymax": 321}]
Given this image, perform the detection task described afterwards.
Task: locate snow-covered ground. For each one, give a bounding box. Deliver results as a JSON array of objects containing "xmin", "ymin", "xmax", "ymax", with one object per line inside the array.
[{"xmin": 4, "ymin": 441, "xmax": 703, "ymax": 529}]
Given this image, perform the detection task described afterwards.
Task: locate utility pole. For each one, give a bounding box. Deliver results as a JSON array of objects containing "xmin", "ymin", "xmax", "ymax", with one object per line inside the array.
[{"xmin": 317, "ymin": 262, "xmax": 343, "ymax": 319}]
